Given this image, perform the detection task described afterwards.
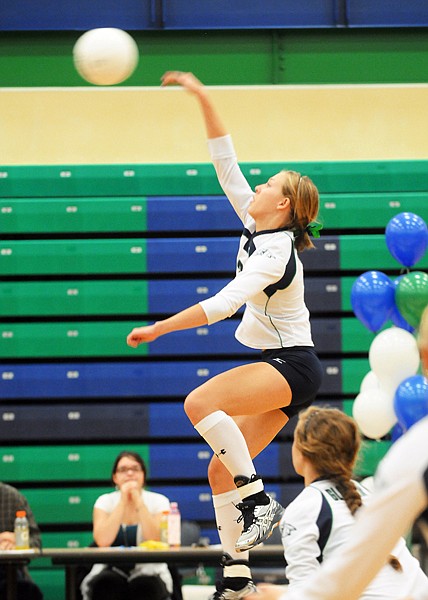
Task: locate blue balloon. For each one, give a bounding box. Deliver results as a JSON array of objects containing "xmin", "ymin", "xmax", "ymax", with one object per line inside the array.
[
  {"xmin": 390, "ymin": 422, "xmax": 404, "ymax": 443},
  {"xmin": 390, "ymin": 276, "xmax": 414, "ymax": 333},
  {"xmin": 385, "ymin": 212, "xmax": 428, "ymax": 267},
  {"xmin": 394, "ymin": 375, "xmax": 428, "ymax": 431},
  {"xmin": 351, "ymin": 271, "xmax": 395, "ymax": 333}
]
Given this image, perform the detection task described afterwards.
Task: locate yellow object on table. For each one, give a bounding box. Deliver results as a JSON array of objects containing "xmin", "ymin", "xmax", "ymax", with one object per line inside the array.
[{"xmin": 138, "ymin": 540, "xmax": 169, "ymax": 550}]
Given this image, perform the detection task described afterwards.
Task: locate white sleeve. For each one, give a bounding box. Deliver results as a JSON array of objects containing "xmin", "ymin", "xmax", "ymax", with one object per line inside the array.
[
  {"xmin": 207, "ymin": 135, "xmax": 255, "ymax": 225},
  {"xmin": 281, "ymin": 487, "xmax": 326, "ymax": 588},
  {"xmin": 199, "ymin": 236, "xmax": 292, "ymax": 324},
  {"xmin": 374, "ymin": 416, "xmax": 428, "ymax": 492},
  {"xmin": 144, "ymin": 491, "xmax": 171, "ymax": 514},
  {"xmin": 94, "ymin": 491, "xmax": 118, "ymax": 512}
]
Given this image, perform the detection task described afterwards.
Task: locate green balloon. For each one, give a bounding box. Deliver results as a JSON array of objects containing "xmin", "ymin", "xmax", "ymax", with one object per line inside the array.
[{"xmin": 396, "ymin": 271, "xmax": 428, "ymax": 329}]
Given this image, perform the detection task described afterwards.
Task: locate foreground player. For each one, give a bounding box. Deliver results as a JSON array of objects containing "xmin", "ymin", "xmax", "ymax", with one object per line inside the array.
[
  {"xmin": 246, "ymin": 304, "xmax": 428, "ymax": 600},
  {"xmin": 252, "ymin": 406, "xmax": 427, "ymax": 599},
  {"xmin": 127, "ymin": 71, "xmax": 323, "ymax": 598}
]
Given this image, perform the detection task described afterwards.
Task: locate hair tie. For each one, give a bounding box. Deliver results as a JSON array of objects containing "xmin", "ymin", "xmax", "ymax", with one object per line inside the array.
[
  {"xmin": 305, "ymin": 222, "xmax": 323, "ymax": 238},
  {"xmin": 303, "ymin": 409, "xmax": 320, "ymax": 437}
]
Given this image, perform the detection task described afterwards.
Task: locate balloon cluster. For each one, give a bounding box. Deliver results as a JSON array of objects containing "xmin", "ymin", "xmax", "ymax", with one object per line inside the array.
[{"xmin": 350, "ymin": 212, "xmax": 428, "ymax": 439}]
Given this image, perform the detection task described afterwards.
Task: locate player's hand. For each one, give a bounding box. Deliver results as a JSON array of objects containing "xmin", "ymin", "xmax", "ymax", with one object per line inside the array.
[
  {"xmin": 127, "ymin": 324, "xmax": 159, "ymax": 347},
  {"xmin": 161, "ymin": 71, "xmax": 205, "ymax": 95},
  {"xmin": 244, "ymin": 584, "xmax": 288, "ymax": 599}
]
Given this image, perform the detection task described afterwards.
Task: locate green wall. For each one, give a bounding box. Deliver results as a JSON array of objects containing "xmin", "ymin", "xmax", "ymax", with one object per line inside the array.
[{"xmin": 1, "ymin": 28, "xmax": 427, "ymax": 87}]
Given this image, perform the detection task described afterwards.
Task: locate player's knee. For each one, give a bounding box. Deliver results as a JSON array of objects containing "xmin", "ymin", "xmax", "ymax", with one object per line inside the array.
[{"xmin": 183, "ymin": 388, "xmax": 205, "ymax": 423}]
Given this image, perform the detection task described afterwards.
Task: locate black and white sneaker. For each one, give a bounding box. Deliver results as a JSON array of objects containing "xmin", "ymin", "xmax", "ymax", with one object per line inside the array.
[
  {"xmin": 235, "ymin": 495, "xmax": 284, "ymax": 553},
  {"xmin": 209, "ymin": 553, "xmax": 257, "ymax": 599},
  {"xmin": 210, "ymin": 577, "xmax": 257, "ymax": 600}
]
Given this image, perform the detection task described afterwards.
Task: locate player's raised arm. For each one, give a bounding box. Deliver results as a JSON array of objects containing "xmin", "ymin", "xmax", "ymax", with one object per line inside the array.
[{"xmin": 161, "ymin": 71, "xmax": 227, "ymax": 139}]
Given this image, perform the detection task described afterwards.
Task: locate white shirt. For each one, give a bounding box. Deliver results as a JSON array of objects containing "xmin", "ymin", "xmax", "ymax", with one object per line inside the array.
[
  {"xmin": 283, "ymin": 416, "xmax": 428, "ymax": 600},
  {"xmin": 94, "ymin": 488, "xmax": 169, "ymax": 518},
  {"xmin": 199, "ymin": 135, "xmax": 313, "ymax": 350},
  {"xmin": 80, "ymin": 489, "xmax": 173, "ymax": 598}
]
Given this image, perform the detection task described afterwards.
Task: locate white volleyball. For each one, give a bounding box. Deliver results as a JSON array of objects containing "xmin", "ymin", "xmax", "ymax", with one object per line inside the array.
[{"xmin": 73, "ymin": 28, "xmax": 139, "ymax": 85}]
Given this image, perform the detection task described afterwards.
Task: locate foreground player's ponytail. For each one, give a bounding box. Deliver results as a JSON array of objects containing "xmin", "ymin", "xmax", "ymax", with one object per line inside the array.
[{"xmin": 295, "ymin": 407, "xmax": 402, "ymax": 572}]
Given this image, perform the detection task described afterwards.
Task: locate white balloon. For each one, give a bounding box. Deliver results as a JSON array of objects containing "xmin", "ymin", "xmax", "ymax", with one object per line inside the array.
[
  {"xmin": 352, "ymin": 389, "xmax": 397, "ymax": 439},
  {"xmin": 360, "ymin": 370, "xmax": 380, "ymax": 393},
  {"xmin": 368, "ymin": 327, "xmax": 420, "ymax": 391}
]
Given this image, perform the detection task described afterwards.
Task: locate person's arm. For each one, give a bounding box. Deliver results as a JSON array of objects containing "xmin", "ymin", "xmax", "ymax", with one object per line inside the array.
[
  {"xmin": 162, "ymin": 71, "xmax": 255, "ymax": 223},
  {"xmin": 130, "ymin": 487, "xmax": 163, "ymax": 542},
  {"xmin": 93, "ymin": 503, "xmax": 127, "ymax": 547},
  {"xmin": 127, "ymin": 303, "xmax": 207, "ymax": 348},
  {"xmin": 0, "ymin": 531, "xmax": 15, "ymax": 550},
  {"xmin": 280, "ymin": 488, "xmax": 326, "ymax": 587},
  {"xmin": 161, "ymin": 71, "xmax": 227, "ymax": 139},
  {"xmin": 127, "ymin": 235, "xmax": 291, "ymax": 348}
]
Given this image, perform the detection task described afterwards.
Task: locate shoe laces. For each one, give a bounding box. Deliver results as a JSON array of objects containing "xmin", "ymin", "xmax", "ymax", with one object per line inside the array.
[{"xmin": 235, "ymin": 499, "xmax": 256, "ymax": 530}]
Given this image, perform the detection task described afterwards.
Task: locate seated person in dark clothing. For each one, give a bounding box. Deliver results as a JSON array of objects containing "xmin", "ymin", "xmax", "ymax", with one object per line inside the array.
[{"xmin": 0, "ymin": 482, "xmax": 43, "ymax": 600}]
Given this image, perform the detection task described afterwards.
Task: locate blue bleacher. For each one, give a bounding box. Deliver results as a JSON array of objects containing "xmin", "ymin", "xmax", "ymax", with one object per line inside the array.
[{"xmin": 2, "ymin": 0, "xmax": 426, "ymax": 31}]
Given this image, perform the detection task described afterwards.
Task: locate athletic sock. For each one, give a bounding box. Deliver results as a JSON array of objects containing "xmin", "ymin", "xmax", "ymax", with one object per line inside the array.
[
  {"xmin": 223, "ymin": 560, "xmax": 252, "ymax": 580},
  {"xmin": 194, "ymin": 410, "xmax": 256, "ymax": 479},
  {"xmin": 234, "ymin": 474, "xmax": 266, "ymax": 502},
  {"xmin": 212, "ymin": 490, "xmax": 249, "ymax": 561}
]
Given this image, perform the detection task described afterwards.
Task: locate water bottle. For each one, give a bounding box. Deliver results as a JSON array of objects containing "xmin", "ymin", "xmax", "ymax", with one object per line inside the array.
[
  {"xmin": 160, "ymin": 510, "xmax": 169, "ymax": 545},
  {"xmin": 167, "ymin": 502, "xmax": 181, "ymax": 547},
  {"xmin": 14, "ymin": 510, "xmax": 30, "ymax": 549}
]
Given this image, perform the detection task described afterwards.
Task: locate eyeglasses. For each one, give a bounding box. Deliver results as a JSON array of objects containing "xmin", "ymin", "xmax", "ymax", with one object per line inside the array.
[{"xmin": 115, "ymin": 466, "xmax": 143, "ymax": 474}]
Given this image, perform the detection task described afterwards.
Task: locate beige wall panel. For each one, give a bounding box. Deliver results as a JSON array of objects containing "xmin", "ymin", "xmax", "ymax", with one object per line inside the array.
[{"xmin": 1, "ymin": 84, "xmax": 427, "ymax": 165}]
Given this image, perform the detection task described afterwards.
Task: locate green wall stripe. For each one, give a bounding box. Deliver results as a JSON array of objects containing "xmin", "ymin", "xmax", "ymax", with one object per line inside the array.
[
  {"xmin": 0, "ymin": 280, "xmax": 149, "ymax": 317},
  {"xmin": 1, "ymin": 160, "xmax": 428, "ymax": 197},
  {"xmin": 341, "ymin": 358, "xmax": 370, "ymax": 393},
  {"xmin": 0, "ymin": 197, "xmax": 148, "ymax": 234},
  {"xmin": 1, "ymin": 29, "xmax": 427, "ymax": 87},
  {"xmin": 340, "ymin": 235, "xmax": 428, "ymax": 271},
  {"xmin": 0, "ymin": 321, "xmax": 149, "ymax": 358},
  {"xmin": 0, "ymin": 443, "xmax": 150, "ymax": 481}
]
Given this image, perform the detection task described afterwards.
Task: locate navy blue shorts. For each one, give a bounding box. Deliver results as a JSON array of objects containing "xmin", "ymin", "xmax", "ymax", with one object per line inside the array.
[{"xmin": 261, "ymin": 346, "xmax": 323, "ymax": 419}]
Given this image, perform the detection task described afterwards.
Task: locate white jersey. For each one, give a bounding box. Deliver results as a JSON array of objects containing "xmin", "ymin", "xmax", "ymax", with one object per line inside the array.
[
  {"xmin": 198, "ymin": 135, "xmax": 313, "ymax": 350},
  {"xmin": 80, "ymin": 489, "xmax": 173, "ymax": 599},
  {"xmin": 283, "ymin": 416, "xmax": 428, "ymax": 600},
  {"xmin": 280, "ymin": 478, "xmax": 428, "ymax": 599}
]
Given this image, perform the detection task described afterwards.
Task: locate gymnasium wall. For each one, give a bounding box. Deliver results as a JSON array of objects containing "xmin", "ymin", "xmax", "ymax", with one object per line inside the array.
[
  {"xmin": 1, "ymin": 5, "xmax": 428, "ymax": 596},
  {"xmin": 1, "ymin": 25, "xmax": 427, "ymax": 164},
  {"xmin": 1, "ymin": 84, "xmax": 428, "ymax": 165}
]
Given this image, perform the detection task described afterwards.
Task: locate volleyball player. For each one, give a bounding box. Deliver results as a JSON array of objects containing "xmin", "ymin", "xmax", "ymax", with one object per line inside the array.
[{"xmin": 127, "ymin": 71, "xmax": 323, "ymax": 599}]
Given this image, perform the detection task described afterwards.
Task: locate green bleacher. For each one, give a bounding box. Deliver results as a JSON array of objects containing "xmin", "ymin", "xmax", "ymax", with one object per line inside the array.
[{"xmin": 1, "ymin": 158, "xmax": 426, "ymax": 599}]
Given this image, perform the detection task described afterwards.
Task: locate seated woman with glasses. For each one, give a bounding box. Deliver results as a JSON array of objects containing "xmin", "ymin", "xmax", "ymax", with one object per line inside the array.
[{"xmin": 80, "ymin": 451, "xmax": 173, "ymax": 600}]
